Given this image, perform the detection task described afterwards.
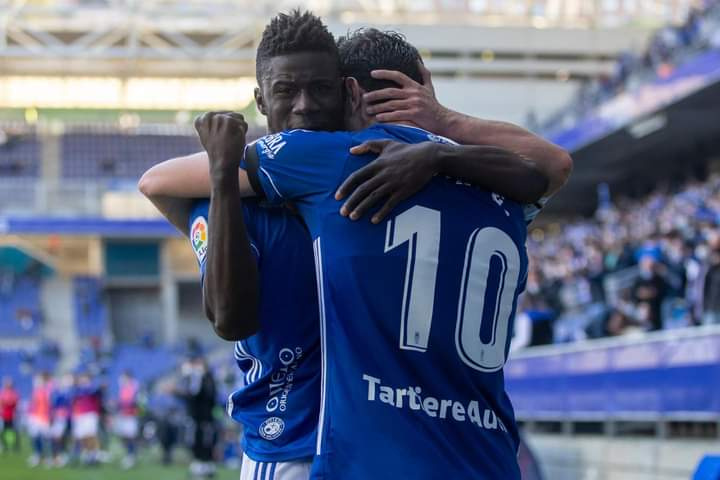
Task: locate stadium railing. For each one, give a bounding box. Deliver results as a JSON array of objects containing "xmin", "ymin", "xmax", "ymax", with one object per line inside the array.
[{"xmin": 506, "ymin": 324, "xmax": 720, "ymax": 432}]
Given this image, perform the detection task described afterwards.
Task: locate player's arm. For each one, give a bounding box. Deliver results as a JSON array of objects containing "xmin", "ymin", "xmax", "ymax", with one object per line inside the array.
[
  {"xmin": 194, "ymin": 112, "xmax": 259, "ymax": 341},
  {"xmin": 336, "ymin": 140, "xmax": 546, "ymax": 223},
  {"xmin": 138, "ymin": 150, "xmax": 257, "ymax": 219},
  {"xmin": 363, "ymin": 65, "xmax": 572, "ymax": 195}
]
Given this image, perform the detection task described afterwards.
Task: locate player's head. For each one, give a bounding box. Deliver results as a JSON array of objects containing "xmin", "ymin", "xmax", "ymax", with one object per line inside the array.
[
  {"xmin": 120, "ymin": 370, "xmax": 134, "ymax": 381},
  {"xmin": 254, "ymin": 10, "xmax": 345, "ymax": 133},
  {"xmin": 1, "ymin": 376, "xmax": 11, "ymax": 388},
  {"xmin": 337, "ymin": 28, "xmax": 424, "ymax": 130}
]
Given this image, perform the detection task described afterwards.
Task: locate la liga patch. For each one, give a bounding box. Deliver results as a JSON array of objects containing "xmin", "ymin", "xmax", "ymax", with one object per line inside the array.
[{"xmin": 190, "ymin": 216, "xmax": 208, "ymax": 263}]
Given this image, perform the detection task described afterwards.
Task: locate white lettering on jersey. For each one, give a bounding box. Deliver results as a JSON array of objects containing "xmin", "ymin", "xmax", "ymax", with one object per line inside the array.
[
  {"xmin": 265, "ymin": 346, "xmax": 303, "ymax": 413},
  {"xmin": 362, "ymin": 374, "xmax": 508, "ymax": 432},
  {"xmin": 259, "ymin": 133, "xmax": 287, "ymax": 159}
]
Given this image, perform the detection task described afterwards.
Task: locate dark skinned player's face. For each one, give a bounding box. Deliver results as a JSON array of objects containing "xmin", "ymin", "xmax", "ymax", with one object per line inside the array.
[{"xmin": 256, "ymin": 52, "xmax": 345, "ymax": 134}]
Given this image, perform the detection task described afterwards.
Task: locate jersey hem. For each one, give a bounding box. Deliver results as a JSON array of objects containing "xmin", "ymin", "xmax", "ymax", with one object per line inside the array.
[{"xmin": 241, "ymin": 445, "xmax": 315, "ymax": 464}]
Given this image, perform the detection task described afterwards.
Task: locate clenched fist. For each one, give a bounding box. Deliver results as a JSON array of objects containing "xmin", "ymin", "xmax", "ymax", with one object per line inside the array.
[{"xmin": 194, "ymin": 111, "xmax": 248, "ymax": 183}]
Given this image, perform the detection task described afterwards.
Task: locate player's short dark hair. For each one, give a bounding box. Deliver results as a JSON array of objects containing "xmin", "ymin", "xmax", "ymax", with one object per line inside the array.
[
  {"xmin": 337, "ymin": 28, "xmax": 423, "ymax": 92},
  {"xmin": 256, "ymin": 9, "xmax": 340, "ymax": 83}
]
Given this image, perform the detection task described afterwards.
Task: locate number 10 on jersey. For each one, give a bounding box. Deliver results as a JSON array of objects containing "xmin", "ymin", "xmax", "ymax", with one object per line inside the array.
[{"xmin": 384, "ymin": 206, "xmax": 521, "ymax": 373}]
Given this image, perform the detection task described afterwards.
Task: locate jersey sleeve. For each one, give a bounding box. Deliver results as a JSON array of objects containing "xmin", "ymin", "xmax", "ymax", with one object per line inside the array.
[
  {"xmin": 242, "ymin": 130, "xmax": 353, "ymax": 205},
  {"xmin": 187, "ymin": 200, "xmax": 260, "ymax": 281},
  {"xmin": 523, "ymin": 196, "xmax": 549, "ymax": 225},
  {"xmin": 188, "ymin": 200, "xmax": 211, "ymax": 275}
]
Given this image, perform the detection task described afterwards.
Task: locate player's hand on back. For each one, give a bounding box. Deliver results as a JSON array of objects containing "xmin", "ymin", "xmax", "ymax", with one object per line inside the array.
[
  {"xmin": 335, "ymin": 140, "xmax": 440, "ymax": 224},
  {"xmin": 194, "ymin": 111, "xmax": 248, "ymax": 184},
  {"xmin": 363, "ymin": 61, "xmax": 451, "ymax": 137}
]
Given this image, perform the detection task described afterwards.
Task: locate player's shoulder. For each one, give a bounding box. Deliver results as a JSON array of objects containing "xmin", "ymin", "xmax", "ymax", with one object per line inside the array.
[
  {"xmin": 253, "ymin": 129, "xmax": 353, "ymax": 160},
  {"xmin": 365, "ymin": 123, "xmax": 458, "ymax": 146}
]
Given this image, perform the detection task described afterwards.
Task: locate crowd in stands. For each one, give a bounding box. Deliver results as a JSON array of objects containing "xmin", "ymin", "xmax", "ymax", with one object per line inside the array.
[
  {"xmin": 539, "ymin": 0, "xmax": 720, "ymax": 134},
  {"xmin": 513, "ymin": 172, "xmax": 720, "ymax": 349}
]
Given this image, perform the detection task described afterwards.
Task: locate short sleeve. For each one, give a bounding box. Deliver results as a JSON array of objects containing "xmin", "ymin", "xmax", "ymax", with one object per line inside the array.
[
  {"xmin": 188, "ymin": 200, "xmax": 260, "ymax": 280},
  {"xmin": 243, "ymin": 130, "xmax": 353, "ymax": 205},
  {"xmin": 188, "ymin": 200, "xmax": 210, "ymax": 274},
  {"xmin": 523, "ymin": 196, "xmax": 549, "ymax": 225}
]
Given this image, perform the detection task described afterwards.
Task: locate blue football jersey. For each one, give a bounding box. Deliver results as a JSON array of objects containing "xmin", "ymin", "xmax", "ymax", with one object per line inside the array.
[
  {"xmin": 188, "ymin": 199, "xmax": 320, "ymax": 463},
  {"xmin": 244, "ymin": 124, "xmax": 529, "ymax": 479}
]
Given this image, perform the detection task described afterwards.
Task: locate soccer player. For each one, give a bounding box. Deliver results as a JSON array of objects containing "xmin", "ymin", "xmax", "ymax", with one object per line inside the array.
[
  {"xmin": 115, "ymin": 370, "xmax": 141, "ymax": 469},
  {"xmin": 26, "ymin": 372, "xmax": 52, "ymax": 467},
  {"xmin": 141, "ymin": 12, "xmax": 343, "ymax": 479},
  {"xmin": 71, "ymin": 372, "xmax": 102, "ymax": 465},
  {"xmin": 193, "ymin": 29, "xmax": 558, "ymax": 478},
  {"xmin": 49, "ymin": 374, "xmax": 73, "ymax": 467},
  {"xmin": 0, "ymin": 377, "xmax": 20, "ymax": 453}
]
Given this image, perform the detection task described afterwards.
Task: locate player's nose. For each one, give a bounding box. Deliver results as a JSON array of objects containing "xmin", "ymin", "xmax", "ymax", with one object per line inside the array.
[{"xmin": 292, "ymin": 89, "xmax": 320, "ymax": 115}]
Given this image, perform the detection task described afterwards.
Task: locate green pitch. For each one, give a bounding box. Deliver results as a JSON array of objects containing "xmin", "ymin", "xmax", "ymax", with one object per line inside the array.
[{"xmin": 0, "ymin": 440, "xmax": 239, "ymax": 480}]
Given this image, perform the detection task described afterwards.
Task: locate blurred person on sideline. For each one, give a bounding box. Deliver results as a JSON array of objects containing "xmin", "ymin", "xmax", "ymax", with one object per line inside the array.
[
  {"xmin": 175, "ymin": 357, "xmax": 218, "ymax": 479},
  {"xmin": 71, "ymin": 372, "xmax": 102, "ymax": 465},
  {"xmin": 114, "ymin": 370, "xmax": 142, "ymax": 469},
  {"xmin": 49, "ymin": 374, "xmax": 73, "ymax": 467},
  {"xmin": 26, "ymin": 371, "xmax": 53, "ymax": 467},
  {"xmin": 0, "ymin": 377, "xmax": 20, "ymax": 453}
]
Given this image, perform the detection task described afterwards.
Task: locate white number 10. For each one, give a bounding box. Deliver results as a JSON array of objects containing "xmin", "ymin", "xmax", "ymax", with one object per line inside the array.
[{"xmin": 384, "ymin": 205, "xmax": 521, "ymax": 372}]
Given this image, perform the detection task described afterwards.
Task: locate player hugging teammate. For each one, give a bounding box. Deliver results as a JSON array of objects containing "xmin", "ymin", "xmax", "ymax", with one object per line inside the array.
[{"xmin": 140, "ymin": 9, "xmax": 571, "ymax": 480}]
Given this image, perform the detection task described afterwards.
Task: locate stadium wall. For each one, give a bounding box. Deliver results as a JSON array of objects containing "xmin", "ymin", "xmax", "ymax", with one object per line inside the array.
[{"xmin": 526, "ymin": 433, "xmax": 717, "ymax": 480}]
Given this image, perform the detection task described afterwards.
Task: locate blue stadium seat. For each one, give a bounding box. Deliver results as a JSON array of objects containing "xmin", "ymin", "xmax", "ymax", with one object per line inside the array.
[{"xmin": 0, "ymin": 274, "xmax": 42, "ymax": 337}]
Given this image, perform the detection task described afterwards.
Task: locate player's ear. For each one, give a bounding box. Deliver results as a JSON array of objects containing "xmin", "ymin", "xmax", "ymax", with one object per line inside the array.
[
  {"xmin": 344, "ymin": 77, "xmax": 362, "ymax": 114},
  {"xmin": 254, "ymin": 87, "xmax": 267, "ymax": 116}
]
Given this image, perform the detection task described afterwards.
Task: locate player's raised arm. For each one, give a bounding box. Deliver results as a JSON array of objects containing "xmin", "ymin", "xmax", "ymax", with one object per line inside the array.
[
  {"xmin": 336, "ymin": 139, "xmax": 547, "ymax": 223},
  {"xmin": 194, "ymin": 112, "xmax": 259, "ymax": 341},
  {"xmin": 363, "ymin": 63, "xmax": 572, "ymax": 196}
]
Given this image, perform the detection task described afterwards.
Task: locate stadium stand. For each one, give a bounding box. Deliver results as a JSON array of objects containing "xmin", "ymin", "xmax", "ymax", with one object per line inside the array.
[
  {"xmin": 0, "ymin": 127, "xmax": 40, "ymax": 178},
  {"xmin": 540, "ymin": 0, "xmax": 720, "ymax": 137},
  {"xmin": 73, "ymin": 276, "xmax": 107, "ymax": 339},
  {"xmin": 61, "ymin": 131, "xmax": 202, "ymax": 179},
  {"xmin": 515, "ymin": 174, "xmax": 720, "ymax": 349},
  {"xmin": 0, "ymin": 348, "xmax": 58, "ymax": 398},
  {"xmin": 0, "ymin": 273, "xmax": 42, "ymax": 337}
]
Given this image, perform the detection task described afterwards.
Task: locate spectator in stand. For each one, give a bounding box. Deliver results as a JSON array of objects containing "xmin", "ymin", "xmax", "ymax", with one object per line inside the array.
[
  {"xmin": 631, "ymin": 255, "xmax": 669, "ymax": 331},
  {"xmin": 49, "ymin": 374, "xmax": 73, "ymax": 467},
  {"xmin": 27, "ymin": 371, "xmax": 53, "ymax": 467},
  {"xmin": 114, "ymin": 370, "xmax": 142, "ymax": 469},
  {"xmin": 702, "ymin": 233, "xmax": 720, "ymax": 324},
  {"xmin": 0, "ymin": 377, "xmax": 20, "ymax": 453},
  {"xmin": 71, "ymin": 372, "xmax": 102, "ymax": 465}
]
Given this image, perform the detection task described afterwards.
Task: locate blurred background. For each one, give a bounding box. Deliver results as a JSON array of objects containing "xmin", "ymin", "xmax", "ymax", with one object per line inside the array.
[{"xmin": 1, "ymin": 0, "xmax": 720, "ymax": 479}]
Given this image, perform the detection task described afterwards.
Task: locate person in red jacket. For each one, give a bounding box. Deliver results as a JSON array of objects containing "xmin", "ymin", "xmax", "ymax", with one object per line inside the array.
[{"xmin": 0, "ymin": 377, "xmax": 20, "ymax": 453}]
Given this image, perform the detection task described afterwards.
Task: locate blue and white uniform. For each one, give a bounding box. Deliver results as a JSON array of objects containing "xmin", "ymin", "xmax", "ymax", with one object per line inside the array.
[
  {"xmin": 188, "ymin": 199, "xmax": 320, "ymax": 479},
  {"xmin": 244, "ymin": 124, "xmax": 530, "ymax": 480}
]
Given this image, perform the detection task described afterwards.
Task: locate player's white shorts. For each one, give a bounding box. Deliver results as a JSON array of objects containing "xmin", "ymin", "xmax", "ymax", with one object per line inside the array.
[
  {"xmin": 26, "ymin": 416, "xmax": 51, "ymax": 438},
  {"xmin": 239, "ymin": 453, "xmax": 311, "ymax": 480},
  {"xmin": 72, "ymin": 412, "xmax": 99, "ymax": 439},
  {"xmin": 50, "ymin": 417, "xmax": 69, "ymax": 439},
  {"xmin": 113, "ymin": 414, "xmax": 139, "ymax": 439}
]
